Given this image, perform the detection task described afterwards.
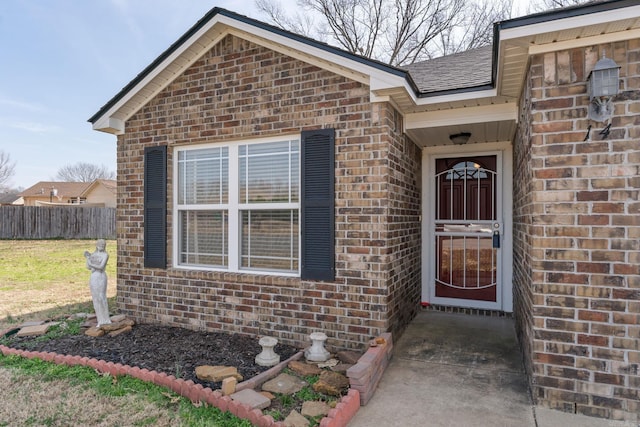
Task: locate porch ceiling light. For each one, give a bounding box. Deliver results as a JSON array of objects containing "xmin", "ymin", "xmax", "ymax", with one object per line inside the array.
[
  {"xmin": 587, "ymin": 53, "xmax": 620, "ymax": 122},
  {"xmin": 450, "ymin": 132, "xmax": 471, "ymax": 145}
]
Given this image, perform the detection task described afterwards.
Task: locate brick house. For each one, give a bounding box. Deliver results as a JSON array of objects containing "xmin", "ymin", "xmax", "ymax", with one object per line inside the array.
[
  {"xmin": 19, "ymin": 179, "xmax": 117, "ymax": 207},
  {"xmin": 89, "ymin": 1, "xmax": 639, "ymax": 421}
]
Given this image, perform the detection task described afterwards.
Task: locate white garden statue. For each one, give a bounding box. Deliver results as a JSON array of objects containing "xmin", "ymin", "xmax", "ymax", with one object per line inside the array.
[{"xmin": 84, "ymin": 239, "xmax": 112, "ymax": 326}]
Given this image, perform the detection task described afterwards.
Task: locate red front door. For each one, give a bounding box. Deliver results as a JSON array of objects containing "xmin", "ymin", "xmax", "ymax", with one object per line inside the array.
[{"xmin": 434, "ymin": 156, "xmax": 499, "ymax": 303}]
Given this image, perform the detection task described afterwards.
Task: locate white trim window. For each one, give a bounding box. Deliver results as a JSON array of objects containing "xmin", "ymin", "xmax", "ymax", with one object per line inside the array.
[{"xmin": 175, "ymin": 137, "xmax": 300, "ymax": 275}]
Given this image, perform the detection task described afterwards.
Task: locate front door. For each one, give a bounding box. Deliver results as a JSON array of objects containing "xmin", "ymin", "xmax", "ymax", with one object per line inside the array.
[{"xmin": 425, "ymin": 150, "xmax": 509, "ymax": 311}]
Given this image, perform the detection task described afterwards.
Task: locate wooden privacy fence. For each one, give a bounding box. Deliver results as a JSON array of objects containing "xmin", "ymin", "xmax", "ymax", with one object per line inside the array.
[{"xmin": 0, "ymin": 206, "xmax": 116, "ymax": 239}]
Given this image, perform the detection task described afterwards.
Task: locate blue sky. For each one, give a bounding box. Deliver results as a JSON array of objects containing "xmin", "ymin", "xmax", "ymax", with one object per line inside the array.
[
  {"xmin": 0, "ymin": 1, "xmax": 265, "ymax": 189},
  {"xmin": 0, "ymin": 0, "xmax": 530, "ymax": 190}
]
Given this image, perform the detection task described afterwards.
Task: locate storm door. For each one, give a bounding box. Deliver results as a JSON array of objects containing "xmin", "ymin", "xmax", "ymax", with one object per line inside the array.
[{"xmin": 431, "ymin": 155, "xmax": 501, "ymax": 307}]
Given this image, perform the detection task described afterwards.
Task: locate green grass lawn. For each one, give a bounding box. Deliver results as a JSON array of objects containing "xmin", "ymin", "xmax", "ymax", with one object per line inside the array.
[
  {"xmin": 0, "ymin": 239, "xmax": 254, "ymax": 426},
  {"xmin": 0, "ymin": 240, "xmax": 117, "ymax": 322}
]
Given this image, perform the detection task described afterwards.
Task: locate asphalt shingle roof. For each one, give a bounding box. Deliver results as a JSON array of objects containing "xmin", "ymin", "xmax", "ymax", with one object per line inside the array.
[{"xmin": 403, "ymin": 45, "xmax": 493, "ymax": 94}]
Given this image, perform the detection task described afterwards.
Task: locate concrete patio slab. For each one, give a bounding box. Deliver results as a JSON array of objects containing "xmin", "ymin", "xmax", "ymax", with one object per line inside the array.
[{"xmin": 349, "ymin": 310, "xmax": 630, "ymax": 426}]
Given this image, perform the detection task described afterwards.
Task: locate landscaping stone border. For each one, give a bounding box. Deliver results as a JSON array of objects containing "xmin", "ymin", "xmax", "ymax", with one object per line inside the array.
[
  {"xmin": 346, "ymin": 332, "xmax": 393, "ymax": 406},
  {"xmin": 0, "ymin": 344, "xmax": 363, "ymax": 427}
]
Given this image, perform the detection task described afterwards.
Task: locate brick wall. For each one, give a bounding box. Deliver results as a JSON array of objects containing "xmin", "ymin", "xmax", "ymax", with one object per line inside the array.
[
  {"xmin": 376, "ymin": 105, "xmax": 422, "ymax": 337},
  {"xmin": 116, "ymin": 34, "xmax": 422, "ymax": 351},
  {"xmin": 513, "ymin": 66, "xmax": 536, "ymax": 384},
  {"xmin": 517, "ymin": 40, "xmax": 640, "ymax": 421}
]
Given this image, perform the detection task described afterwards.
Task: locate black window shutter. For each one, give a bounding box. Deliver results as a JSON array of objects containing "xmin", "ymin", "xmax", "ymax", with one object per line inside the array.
[
  {"xmin": 144, "ymin": 145, "xmax": 167, "ymax": 268},
  {"xmin": 301, "ymin": 128, "xmax": 335, "ymax": 281}
]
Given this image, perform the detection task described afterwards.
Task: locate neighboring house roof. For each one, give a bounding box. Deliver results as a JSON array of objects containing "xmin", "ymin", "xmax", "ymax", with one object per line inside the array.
[
  {"xmin": 0, "ymin": 192, "xmax": 21, "ymax": 205},
  {"xmin": 402, "ymin": 46, "xmax": 493, "ymax": 95},
  {"xmin": 20, "ymin": 181, "xmax": 93, "ymax": 198},
  {"xmin": 80, "ymin": 179, "xmax": 117, "ymax": 198}
]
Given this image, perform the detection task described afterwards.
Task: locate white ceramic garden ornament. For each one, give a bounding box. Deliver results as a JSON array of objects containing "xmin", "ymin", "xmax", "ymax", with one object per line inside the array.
[
  {"xmin": 84, "ymin": 239, "xmax": 112, "ymax": 327},
  {"xmin": 255, "ymin": 336, "xmax": 280, "ymax": 367},
  {"xmin": 305, "ymin": 331, "xmax": 330, "ymax": 362}
]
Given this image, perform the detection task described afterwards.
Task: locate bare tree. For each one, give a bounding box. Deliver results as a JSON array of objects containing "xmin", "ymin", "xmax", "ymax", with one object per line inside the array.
[
  {"xmin": 0, "ymin": 151, "xmax": 16, "ymax": 190},
  {"xmin": 532, "ymin": 0, "xmax": 603, "ymax": 12},
  {"xmin": 55, "ymin": 162, "xmax": 115, "ymax": 182},
  {"xmin": 255, "ymin": 0, "xmax": 512, "ymax": 65},
  {"xmin": 436, "ymin": 0, "xmax": 512, "ymax": 57}
]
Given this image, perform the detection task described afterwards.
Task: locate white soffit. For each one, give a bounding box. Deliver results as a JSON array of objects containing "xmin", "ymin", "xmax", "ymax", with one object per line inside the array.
[
  {"xmin": 500, "ymin": 6, "xmax": 640, "ymax": 43},
  {"xmin": 496, "ymin": 5, "xmax": 640, "ymax": 99},
  {"xmin": 405, "ymin": 103, "xmax": 517, "ymax": 131}
]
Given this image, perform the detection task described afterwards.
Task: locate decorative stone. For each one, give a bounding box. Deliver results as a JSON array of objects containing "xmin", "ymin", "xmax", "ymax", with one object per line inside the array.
[
  {"xmin": 317, "ymin": 358, "xmax": 339, "ymax": 368},
  {"xmin": 312, "ymin": 370, "xmax": 350, "ymax": 396},
  {"xmin": 301, "ymin": 401, "xmax": 330, "ymax": 418},
  {"xmin": 100, "ymin": 318, "xmax": 135, "ymax": 332},
  {"xmin": 255, "ymin": 336, "xmax": 280, "ymax": 367},
  {"xmin": 336, "ymin": 350, "xmax": 362, "ymax": 365},
  {"xmin": 19, "ymin": 320, "xmax": 45, "ymax": 328},
  {"xmin": 230, "ymin": 388, "xmax": 271, "ymax": 410},
  {"xmin": 288, "ymin": 360, "xmax": 322, "ymax": 377},
  {"xmin": 109, "ymin": 314, "xmax": 128, "ymax": 323},
  {"xmin": 260, "ymin": 391, "xmax": 275, "ymax": 400},
  {"xmin": 283, "ymin": 410, "xmax": 309, "ymax": 427},
  {"xmin": 100, "ymin": 320, "xmax": 126, "ymax": 332},
  {"xmin": 304, "ymin": 332, "xmax": 330, "ymax": 362},
  {"xmin": 222, "ymin": 377, "xmax": 237, "ymax": 396},
  {"xmin": 330, "ymin": 363, "xmax": 354, "ymax": 374},
  {"xmin": 16, "ymin": 323, "xmax": 55, "ymax": 337},
  {"xmin": 85, "ymin": 326, "xmax": 105, "ymax": 337},
  {"xmin": 261, "ymin": 373, "xmax": 307, "ymax": 395},
  {"xmin": 108, "ymin": 325, "xmax": 132, "ymax": 337},
  {"xmin": 195, "ymin": 365, "xmax": 243, "ymax": 382}
]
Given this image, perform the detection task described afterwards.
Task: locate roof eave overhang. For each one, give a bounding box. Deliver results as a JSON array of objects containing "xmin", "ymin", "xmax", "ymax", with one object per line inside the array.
[
  {"xmin": 496, "ymin": 1, "xmax": 640, "ymax": 101},
  {"xmin": 90, "ymin": 1, "xmax": 640, "ymax": 137},
  {"xmin": 89, "ymin": 8, "xmax": 410, "ymax": 135}
]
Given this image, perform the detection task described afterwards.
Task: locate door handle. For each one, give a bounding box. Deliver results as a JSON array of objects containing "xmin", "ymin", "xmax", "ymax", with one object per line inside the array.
[{"xmin": 492, "ymin": 230, "xmax": 500, "ymax": 248}]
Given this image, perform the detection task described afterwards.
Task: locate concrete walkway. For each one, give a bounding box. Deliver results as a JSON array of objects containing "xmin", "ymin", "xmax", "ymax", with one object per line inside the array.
[{"xmin": 348, "ymin": 310, "xmax": 614, "ymax": 427}]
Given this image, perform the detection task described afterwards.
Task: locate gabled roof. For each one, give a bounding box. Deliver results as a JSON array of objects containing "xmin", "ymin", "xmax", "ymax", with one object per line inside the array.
[
  {"xmin": 20, "ymin": 181, "xmax": 93, "ymax": 198},
  {"xmin": 88, "ymin": 7, "xmax": 413, "ymax": 134},
  {"xmin": 402, "ymin": 46, "xmax": 493, "ymax": 95},
  {"xmin": 79, "ymin": 179, "xmax": 117, "ymax": 198},
  {"xmin": 89, "ymin": 0, "xmax": 640, "ymax": 144}
]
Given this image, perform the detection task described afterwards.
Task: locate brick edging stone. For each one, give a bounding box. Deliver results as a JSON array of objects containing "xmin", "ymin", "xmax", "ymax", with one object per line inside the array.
[
  {"xmin": 346, "ymin": 332, "xmax": 393, "ymax": 406},
  {"xmin": 0, "ymin": 344, "xmax": 361, "ymax": 427}
]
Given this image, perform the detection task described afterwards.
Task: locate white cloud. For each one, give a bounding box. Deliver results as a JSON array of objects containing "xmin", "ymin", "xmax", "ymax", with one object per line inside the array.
[
  {"xmin": 0, "ymin": 119, "xmax": 60, "ymax": 134},
  {"xmin": 0, "ymin": 96, "xmax": 47, "ymax": 113}
]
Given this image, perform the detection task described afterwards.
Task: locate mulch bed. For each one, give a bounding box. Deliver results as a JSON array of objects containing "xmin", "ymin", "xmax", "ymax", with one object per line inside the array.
[{"xmin": 4, "ymin": 324, "xmax": 300, "ymax": 390}]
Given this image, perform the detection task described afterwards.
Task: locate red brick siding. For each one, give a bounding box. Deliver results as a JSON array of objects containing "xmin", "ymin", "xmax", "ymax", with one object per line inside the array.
[
  {"xmin": 516, "ymin": 40, "xmax": 640, "ymax": 422},
  {"xmin": 116, "ymin": 35, "xmax": 421, "ymax": 351},
  {"xmin": 513, "ymin": 65, "xmax": 536, "ymax": 387}
]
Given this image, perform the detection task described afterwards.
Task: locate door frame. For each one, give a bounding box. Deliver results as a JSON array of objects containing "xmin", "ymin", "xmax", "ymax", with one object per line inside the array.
[{"xmin": 421, "ymin": 141, "xmax": 513, "ymax": 312}]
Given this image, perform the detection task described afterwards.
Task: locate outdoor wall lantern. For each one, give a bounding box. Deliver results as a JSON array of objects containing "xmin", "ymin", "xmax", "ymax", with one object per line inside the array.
[
  {"xmin": 587, "ymin": 53, "xmax": 620, "ymax": 122},
  {"xmin": 49, "ymin": 187, "xmax": 58, "ymax": 202},
  {"xmin": 450, "ymin": 132, "xmax": 471, "ymax": 145}
]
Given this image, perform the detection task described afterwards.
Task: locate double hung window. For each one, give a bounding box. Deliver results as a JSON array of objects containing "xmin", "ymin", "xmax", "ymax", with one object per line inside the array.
[{"xmin": 176, "ymin": 138, "xmax": 300, "ymax": 274}]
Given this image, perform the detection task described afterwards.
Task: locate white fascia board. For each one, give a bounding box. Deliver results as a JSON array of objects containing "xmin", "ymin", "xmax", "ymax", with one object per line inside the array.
[
  {"xmin": 414, "ymin": 88, "xmax": 498, "ymax": 107},
  {"xmin": 405, "ymin": 102, "xmax": 517, "ymax": 130},
  {"xmin": 92, "ymin": 117, "xmax": 125, "ymax": 135},
  {"xmin": 529, "ymin": 28, "xmax": 640, "ymax": 55},
  {"xmin": 500, "ymin": 6, "xmax": 640, "ymax": 41},
  {"xmin": 224, "ymin": 15, "xmax": 407, "ymax": 89},
  {"xmin": 92, "ymin": 17, "xmax": 230, "ymax": 133}
]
